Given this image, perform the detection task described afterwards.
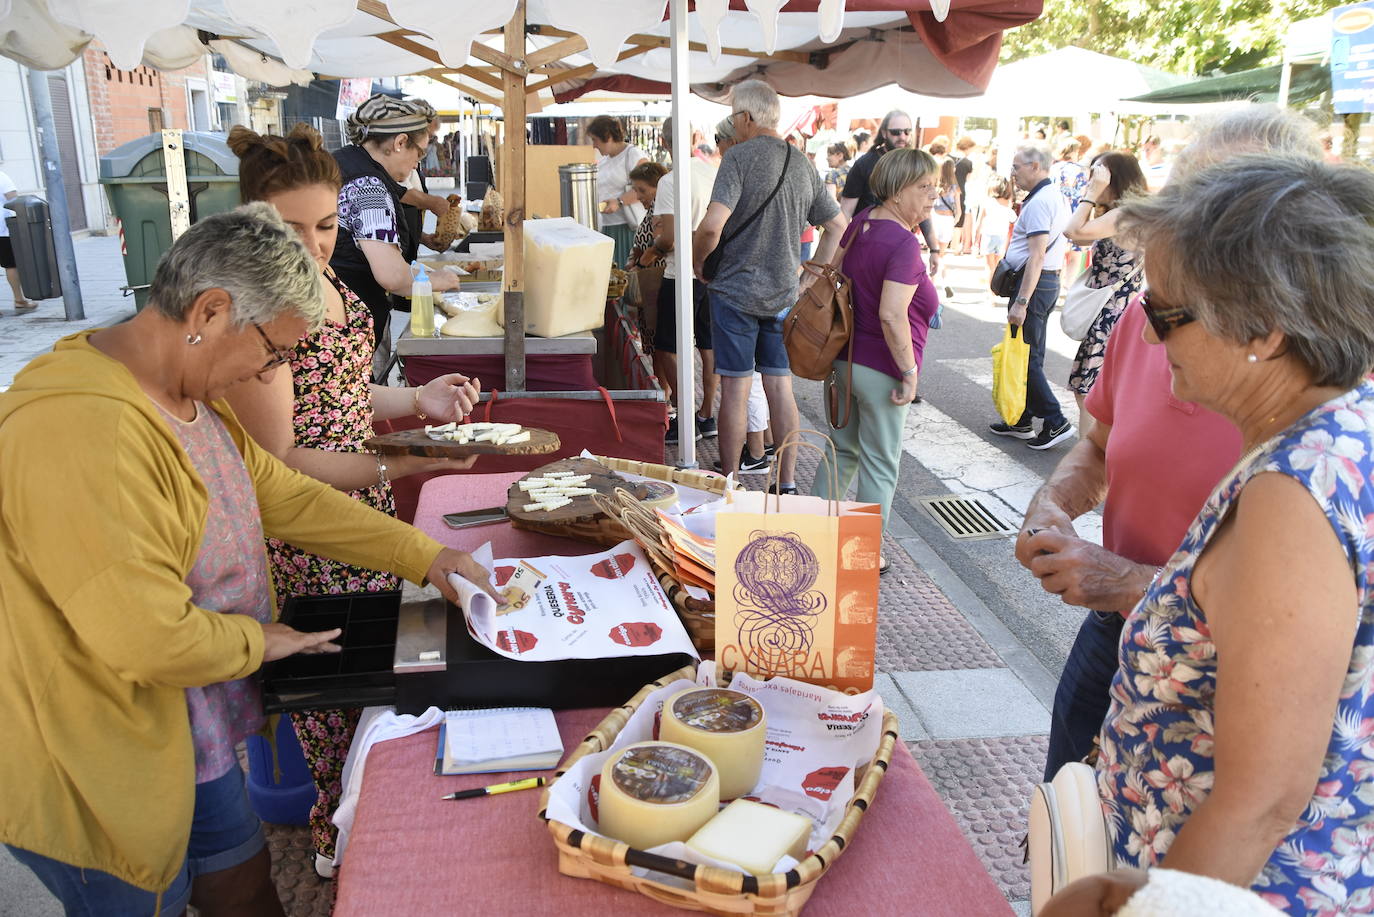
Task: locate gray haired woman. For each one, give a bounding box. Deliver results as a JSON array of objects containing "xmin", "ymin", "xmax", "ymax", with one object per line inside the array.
[
  {"xmin": 1095, "ymin": 155, "xmax": 1374, "ymax": 911},
  {"xmin": 0, "ymin": 204, "xmax": 493, "ymax": 916}
]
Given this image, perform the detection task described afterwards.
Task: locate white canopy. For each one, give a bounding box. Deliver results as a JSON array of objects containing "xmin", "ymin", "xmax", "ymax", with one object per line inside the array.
[{"xmin": 0, "ymin": 1, "xmax": 1034, "ymax": 104}]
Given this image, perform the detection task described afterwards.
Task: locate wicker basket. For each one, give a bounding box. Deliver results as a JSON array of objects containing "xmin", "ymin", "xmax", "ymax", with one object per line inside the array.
[{"xmin": 539, "ymin": 664, "xmax": 900, "ymax": 916}]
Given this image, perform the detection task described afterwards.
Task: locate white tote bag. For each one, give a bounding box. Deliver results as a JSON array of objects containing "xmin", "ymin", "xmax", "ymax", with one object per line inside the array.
[
  {"xmin": 1027, "ymin": 762, "xmax": 1114, "ymax": 914},
  {"xmin": 1059, "ymin": 261, "xmax": 1144, "ymax": 341}
]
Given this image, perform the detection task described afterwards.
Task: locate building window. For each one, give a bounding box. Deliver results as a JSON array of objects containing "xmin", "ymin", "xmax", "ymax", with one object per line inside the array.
[{"xmin": 148, "ymin": 108, "xmax": 165, "ymax": 132}]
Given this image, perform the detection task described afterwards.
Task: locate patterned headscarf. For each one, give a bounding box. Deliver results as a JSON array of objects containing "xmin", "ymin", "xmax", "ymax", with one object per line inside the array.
[{"xmin": 345, "ymin": 94, "xmax": 435, "ymax": 145}]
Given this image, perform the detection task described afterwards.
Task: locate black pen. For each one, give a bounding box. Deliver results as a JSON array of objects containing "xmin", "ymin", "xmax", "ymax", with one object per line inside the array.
[{"xmin": 441, "ymin": 776, "xmax": 546, "ymax": 800}]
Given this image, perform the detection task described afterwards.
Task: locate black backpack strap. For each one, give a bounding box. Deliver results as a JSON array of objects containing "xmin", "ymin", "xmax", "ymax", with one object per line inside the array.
[{"xmin": 718, "ymin": 143, "xmax": 793, "ymax": 250}]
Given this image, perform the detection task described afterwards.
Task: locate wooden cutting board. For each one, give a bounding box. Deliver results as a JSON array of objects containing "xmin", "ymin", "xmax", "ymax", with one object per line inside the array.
[
  {"xmin": 365, "ymin": 427, "xmax": 560, "ymax": 458},
  {"xmin": 505, "ymin": 457, "xmax": 649, "ymax": 524}
]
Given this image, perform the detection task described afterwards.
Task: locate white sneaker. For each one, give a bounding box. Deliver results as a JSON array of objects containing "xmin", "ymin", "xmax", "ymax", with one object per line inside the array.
[{"xmin": 315, "ymin": 852, "xmax": 337, "ymax": 879}]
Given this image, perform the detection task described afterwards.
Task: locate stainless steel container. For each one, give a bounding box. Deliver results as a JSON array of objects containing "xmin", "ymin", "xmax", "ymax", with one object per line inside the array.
[{"xmin": 558, "ymin": 163, "xmax": 599, "ymax": 230}]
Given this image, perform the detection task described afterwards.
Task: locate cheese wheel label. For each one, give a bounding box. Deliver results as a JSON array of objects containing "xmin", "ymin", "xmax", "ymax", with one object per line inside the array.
[
  {"xmin": 610, "ymin": 745, "xmax": 713, "ymax": 805},
  {"xmin": 671, "ymin": 689, "xmax": 763, "ymax": 734}
]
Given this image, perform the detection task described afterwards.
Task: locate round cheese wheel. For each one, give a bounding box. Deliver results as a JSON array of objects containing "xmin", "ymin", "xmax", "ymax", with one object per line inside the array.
[
  {"xmin": 637, "ymin": 480, "xmax": 678, "ymax": 511},
  {"xmin": 659, "ymin": 687, "xmax": 767, "ymax": 800},
  {"xmin": 598, "ymin": 741, "xmax": 720, "ymax": 850}
]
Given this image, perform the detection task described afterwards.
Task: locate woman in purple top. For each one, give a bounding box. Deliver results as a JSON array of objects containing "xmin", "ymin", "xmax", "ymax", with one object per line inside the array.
[{"xmin": 811, "ymin": 148, "xmax": 939, "ymax": 571}]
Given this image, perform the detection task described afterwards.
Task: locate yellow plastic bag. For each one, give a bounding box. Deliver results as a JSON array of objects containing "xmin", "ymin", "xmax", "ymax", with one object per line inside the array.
[{"xmin": 991, "ymin": 323, "xmax": 1030, "ymax": 425}]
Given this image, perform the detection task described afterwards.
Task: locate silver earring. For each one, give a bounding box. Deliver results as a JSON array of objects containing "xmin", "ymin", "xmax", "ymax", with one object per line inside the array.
[
  {"xmin": 187, "ymin": 333, "xmax": 202, "ymax": 346},
  {"xmin": 1246, "ymin": 354, "xmax": 1258, "ymax": 363}
]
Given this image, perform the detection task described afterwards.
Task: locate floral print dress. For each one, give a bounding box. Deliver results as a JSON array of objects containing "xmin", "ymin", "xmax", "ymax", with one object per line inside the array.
[
  {"xmin": 1067, "ymin": 237, "xmax": 1140, "ymax": 395},
  {"xmin": 1097, "ymin": 381, "xmax": 1374, "ymax": 913},
  {"xmin": 267, "ymin": 270, "xmax": 399, "ymax": 859}
]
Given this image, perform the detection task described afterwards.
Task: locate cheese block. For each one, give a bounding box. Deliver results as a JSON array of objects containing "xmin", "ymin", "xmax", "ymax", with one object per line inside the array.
[
  {"xmin": 686, "ymin": 799, "xmax": 814, "ymax": 875},
  {"xmin": 597, "ymin": 741, "xmax": 720, "ymax": 850},
  {"xmin": 659, "ymin": 687, "xmax": 767, "ymax": 800},
  {"xmin": 637, "ymin": 480, "xmax": 678, "ymax": 511}
]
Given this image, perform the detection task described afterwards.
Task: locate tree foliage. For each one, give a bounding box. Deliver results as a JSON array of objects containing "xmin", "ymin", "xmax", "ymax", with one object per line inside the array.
[{"xmin": 1000, "ymin": 0, "xmax": 1347, "ymax": 75}]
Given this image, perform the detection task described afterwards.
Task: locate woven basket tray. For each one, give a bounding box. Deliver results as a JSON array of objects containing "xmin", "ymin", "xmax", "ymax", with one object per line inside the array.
[{"xmin": 539, "ymin": 664, "xmax": 900, "ymax": 916}]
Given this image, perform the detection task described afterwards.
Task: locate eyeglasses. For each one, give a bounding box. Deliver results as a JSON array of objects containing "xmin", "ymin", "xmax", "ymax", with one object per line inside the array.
[
  {"xmin": 251, "ymin": 322, "xmax": 294, "ymax": 372},
  {"xmin": 1139, "ymin": 290, "xmax": 1195, "ymax": 341},
  {"xmin": 731, "ymin": 110, "xmax": 752, "ymax": 123},
  {"xmin": 888, "ymin": 128, "xmax": 912, "ymax": 136}
]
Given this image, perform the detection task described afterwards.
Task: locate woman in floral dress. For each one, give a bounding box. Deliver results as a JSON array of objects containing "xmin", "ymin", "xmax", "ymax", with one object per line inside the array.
[
  {"xmin": 225, "ymin": 125, "xmax": 481, "ymax": 876},
  {"xmin": 1097, "ymin": 155, "xmax": 1374, "ymax": 913},
  {"xmin": 1064, "ymin": 152, "xmax": 1146, "ymax": 435}
]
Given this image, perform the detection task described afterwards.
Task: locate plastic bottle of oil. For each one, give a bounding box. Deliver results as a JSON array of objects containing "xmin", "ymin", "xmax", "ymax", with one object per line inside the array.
[{"xmin": 409, "ymin": 261, "xmax": 435, "ymax": 337}]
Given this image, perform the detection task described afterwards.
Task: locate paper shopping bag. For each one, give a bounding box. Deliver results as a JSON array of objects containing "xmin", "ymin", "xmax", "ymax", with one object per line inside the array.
[
  {"xmin": 991, "ymin": 323, "xmax": 1030, "ymax": 425},
  {"xmin": 714, "ymin": 488, "xmax": 882, "ymax": 694}
]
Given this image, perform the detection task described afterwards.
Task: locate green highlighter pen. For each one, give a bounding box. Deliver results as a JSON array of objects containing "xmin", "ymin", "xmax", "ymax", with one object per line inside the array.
[{"xmin": 441, "ymin": 776, "xmax": 546, "ymax": 801}]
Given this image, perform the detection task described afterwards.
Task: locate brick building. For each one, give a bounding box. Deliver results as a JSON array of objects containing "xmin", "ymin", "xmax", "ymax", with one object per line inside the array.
[{"xmin": 82, "ymin": 41, "xmax": 213, "ymax": 157}]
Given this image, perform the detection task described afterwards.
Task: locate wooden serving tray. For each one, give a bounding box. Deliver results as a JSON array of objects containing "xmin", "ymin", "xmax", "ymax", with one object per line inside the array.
[
  {"xmin": 505, "ymin": 457, "xmax": 648, "ymax": 524},
  {"xmin": 365, "ymin": 427, "xmax": 560, "ymax": 458}
]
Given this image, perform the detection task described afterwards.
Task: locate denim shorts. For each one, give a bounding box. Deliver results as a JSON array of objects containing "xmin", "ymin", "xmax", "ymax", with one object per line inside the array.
[
  {"xmin": 710, "ymin": 294, "xmax": 790, "ymax": 377},
  {"xmin": 7, "ymin": 765, "xmax": 265, "ymax": 916}
]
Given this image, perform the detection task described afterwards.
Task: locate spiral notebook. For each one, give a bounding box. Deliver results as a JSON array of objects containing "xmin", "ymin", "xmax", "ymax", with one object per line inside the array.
[{"xmin": 434, "ymin": 707, "xmax": 564, "ymax": 776}]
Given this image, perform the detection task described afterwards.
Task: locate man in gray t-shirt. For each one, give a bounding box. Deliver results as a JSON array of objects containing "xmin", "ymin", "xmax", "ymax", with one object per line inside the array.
[{"xmin": 694, "ymin": 80, "xmax": 847, "ymax": 483}]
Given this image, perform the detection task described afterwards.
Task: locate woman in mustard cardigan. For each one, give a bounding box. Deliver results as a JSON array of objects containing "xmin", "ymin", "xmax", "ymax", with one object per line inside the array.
[{"xmin": 0, "ymin": 204, "xmax": 494, "ymax": 917}]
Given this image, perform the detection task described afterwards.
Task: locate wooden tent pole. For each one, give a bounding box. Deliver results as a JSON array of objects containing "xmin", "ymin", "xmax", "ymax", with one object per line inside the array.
[{"xmin": 502, "ymin": 0, "xmax": 528, "ymax": 392}]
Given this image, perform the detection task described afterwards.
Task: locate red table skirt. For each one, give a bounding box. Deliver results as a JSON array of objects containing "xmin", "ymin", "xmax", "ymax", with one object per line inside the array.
[
  {"xmin": 404, "ymin": 354, "xmax": 597, "ymax": 392},
  {"xmin": 333, "ymin": 710, "xmax": 1011, "ymax": 917}
]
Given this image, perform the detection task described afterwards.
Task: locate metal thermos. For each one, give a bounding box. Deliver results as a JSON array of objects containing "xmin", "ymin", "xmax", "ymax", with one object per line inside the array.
[{"xmin": 558, "ymin": 163, "xmax": 599, "ymax": 230}]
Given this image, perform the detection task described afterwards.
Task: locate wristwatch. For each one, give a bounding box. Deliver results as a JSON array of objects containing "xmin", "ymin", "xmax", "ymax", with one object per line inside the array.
[{"xmin": 1014, "ymin": 296, "xmax": 1029, "ymax": 306}]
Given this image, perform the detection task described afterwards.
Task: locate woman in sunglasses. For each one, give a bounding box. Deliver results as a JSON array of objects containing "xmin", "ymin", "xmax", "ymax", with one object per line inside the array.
[
  {"xmin": 0, "ymin": 206, "xmax": 495, "ymax": 916},
  {"xmin": 1094, "ymin": 154, "xmax": 1374, "ymax": 912}
]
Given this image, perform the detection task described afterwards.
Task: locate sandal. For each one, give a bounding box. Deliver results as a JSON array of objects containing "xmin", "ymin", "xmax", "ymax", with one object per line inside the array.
[{"xmin": 14, "ymin": 301, "xmax": 38, "ymax": 312}]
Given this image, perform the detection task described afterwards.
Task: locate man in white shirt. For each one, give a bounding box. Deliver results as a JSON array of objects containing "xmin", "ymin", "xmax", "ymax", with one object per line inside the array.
[
  {"xmin": 988, "ymin": 143, "xmax": 1072, "ymax": 450},
  {"xmin": 0, "ymin": 170, "xmax": 37, "ymax": 312},
  {"xmin": 652, "ymin": 117, "xmax": 719, "ymax": 445}
]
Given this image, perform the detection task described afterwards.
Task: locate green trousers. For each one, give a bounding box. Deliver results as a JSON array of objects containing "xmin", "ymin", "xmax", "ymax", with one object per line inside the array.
[
  {"xmin": 811, "ymin": 360, "xmax": 912, "ymax": 529},
  {"xmin": 601, "ymin": 223, "xmax": 635, "ymax": 269}
]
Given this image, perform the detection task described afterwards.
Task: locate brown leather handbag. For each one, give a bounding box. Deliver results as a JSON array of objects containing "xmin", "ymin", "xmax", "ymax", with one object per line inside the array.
[{"xmin": 783, "ymin": 260, "xmax": 855, "ymax": 428}]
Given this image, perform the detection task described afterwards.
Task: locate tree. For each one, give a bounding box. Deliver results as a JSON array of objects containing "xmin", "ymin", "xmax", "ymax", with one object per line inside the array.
[{"xmin": 1001, "ymin": 0, "xmax": 1346, "ymax": 75}]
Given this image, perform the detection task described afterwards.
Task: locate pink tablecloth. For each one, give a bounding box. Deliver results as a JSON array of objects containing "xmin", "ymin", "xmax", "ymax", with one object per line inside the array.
[
  {"xmin": 334, "ymin": 710, "xmax": 1012, "ymax": 917},
  {"xmin": 339, "ymin": 474, "xmax": 1014, "ymax": 915}
]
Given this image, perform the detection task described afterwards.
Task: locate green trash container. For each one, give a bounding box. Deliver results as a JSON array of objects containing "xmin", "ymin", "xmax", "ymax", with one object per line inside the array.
[{"xmin": 99, "ymin": 132, "xmax": 241, "ymax": 310}]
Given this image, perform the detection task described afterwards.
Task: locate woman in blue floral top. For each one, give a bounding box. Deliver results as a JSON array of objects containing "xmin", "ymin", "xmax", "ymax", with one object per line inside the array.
[{"xmin": 1097, "ymin": 153, "xmax": 1374, "ymax": 913}]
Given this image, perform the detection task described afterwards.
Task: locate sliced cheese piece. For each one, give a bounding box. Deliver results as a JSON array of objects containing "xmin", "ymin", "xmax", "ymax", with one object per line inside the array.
[
  {"xmin": 505, "ymin": 431, "xmax": 531, "ymax": 445},
  {"xmin": 558, "ymin": 487, "xmax": 596, "ymax": 497},
  {"xmin": 598, "ymin": 741, "xmax": 720, "ymax": 850},
  {"xmin": 659, "ymin": 687, "xmax": 767, "ymax": 800},
  {"xmin": 686, "ymin": 799, "xmax": 813, "ymax": 875}
]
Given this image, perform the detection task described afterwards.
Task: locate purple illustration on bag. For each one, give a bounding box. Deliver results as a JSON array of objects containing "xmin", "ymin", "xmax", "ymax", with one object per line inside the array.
[{"xmin": 732, "ymin": 530, "xmax": 828, "ymax": 671}]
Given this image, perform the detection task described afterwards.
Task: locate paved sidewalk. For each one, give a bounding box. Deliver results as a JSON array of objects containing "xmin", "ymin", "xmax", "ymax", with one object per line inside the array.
[{"xmin": 0, "ymin": 241, "xmax": 1052, "ymax": 914}]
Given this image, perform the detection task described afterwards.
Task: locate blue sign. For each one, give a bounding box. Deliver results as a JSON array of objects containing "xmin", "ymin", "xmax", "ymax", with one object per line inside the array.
[{"xmin": 1332, "ymin": 1, "xmax": 1374, "ymax": 113}]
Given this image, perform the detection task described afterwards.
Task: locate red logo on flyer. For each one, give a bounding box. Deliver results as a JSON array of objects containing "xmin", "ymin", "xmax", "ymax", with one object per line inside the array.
[
  {"xmin": 494, "ymin": 565, "xmax": 516, "ymax": 587},
  {"xmin": 588, "ymin": 774, "xmax": 601, "ymax": 822},
  {"xmin": 608, "ymin": 621, "xmax": 662, "ymax": 647},
  {"xmin": 495, "ymin": 628, "xmax": 538, "ymax": 654},
  {"xmin": 801, "ymin": 766, "xmax": 850, "ymax": 801},
  {"xmin": 590, "ymin": 553, "xmax": 637, "ymax": 579}
]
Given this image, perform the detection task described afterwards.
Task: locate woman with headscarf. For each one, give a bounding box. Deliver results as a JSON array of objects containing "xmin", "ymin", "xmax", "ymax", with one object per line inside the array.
[{"xmin": 331, "ymin": 94, "xmax": 461, "ymax": 351}]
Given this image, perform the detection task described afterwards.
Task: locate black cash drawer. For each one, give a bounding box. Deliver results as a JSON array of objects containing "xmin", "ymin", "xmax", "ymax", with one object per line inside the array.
[{"xmin": 261, "ymin": 591, "xmax": 402, "ymax": 713}]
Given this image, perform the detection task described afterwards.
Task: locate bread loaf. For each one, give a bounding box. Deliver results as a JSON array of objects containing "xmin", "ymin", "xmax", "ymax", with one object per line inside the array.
[{"xmin": 430, "ymin": 194, "xmax": 464, "ymax": 251}]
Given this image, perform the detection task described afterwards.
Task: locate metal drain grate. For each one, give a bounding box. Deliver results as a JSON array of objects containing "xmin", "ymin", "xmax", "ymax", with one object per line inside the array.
[{"xmin": 916, "ymin": 495, "xmax": 1018, "ymax": 540}]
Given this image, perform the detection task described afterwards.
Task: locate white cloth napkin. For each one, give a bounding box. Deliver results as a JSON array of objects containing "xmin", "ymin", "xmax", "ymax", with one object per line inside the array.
[{"xmin": 331, "ymin": 704, "xmax": 446, "ymax": 866}]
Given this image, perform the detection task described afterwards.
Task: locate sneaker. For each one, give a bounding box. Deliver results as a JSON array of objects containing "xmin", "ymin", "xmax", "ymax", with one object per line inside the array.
[
  {"xmin": 764, "ymin": 443, "xmax": 776, "ymax": 458},
  {"xmin": 696, "ymin": 416, "xmax": 718, "ymax": 439},
  {"xmin": 314, "ymin": 853, "xmax": 337, "ymax": 879},
  {"xmin": 713, "ymin": 449, "xmax": 771, "ymax": 474},
  {"xmin": 767, "ymin": 482, "xmax": 798, "ymax": 496},
  {"xmin": 989, "ymin": 421, "xmax": 1035, "ymax": 440},
  {"xmin": 1027, "ymin": 420, "xmax": 1075, "ymax": 450},
  {"xmin": 665, "ymin": 417, "xmax": 679, "ymax": 445}
]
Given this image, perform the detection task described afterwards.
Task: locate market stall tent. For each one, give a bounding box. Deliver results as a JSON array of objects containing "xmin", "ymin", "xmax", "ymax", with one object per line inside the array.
[{"xmin": 0, "ymin": 0, "xmax": 1043, "ymax": 466}]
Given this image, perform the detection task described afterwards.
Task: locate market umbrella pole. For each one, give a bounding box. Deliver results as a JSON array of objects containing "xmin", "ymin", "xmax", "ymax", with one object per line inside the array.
[
  {"xmin": 24, "ymin": 67, "xmax": 84, "ymax": 321},
  {"xmin": 501, "ymin": 0, "xmax": 528, "ymax": 392},
  {"xmin": 669, "ymin": 0, "xmax": 697, "ymax": 468}
]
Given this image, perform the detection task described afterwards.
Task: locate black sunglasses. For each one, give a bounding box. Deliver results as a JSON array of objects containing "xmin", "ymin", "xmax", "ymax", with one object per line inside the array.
[
  {"xmin": 251, "ymin": 322, "xmax": 294, "ymax": 371},
  {"xmin": 1139, "ymin": 290, "xmax": 1195, "ymax": 341},
  {"xmin": 888, "ymin": 128, "xmax": 912, "ymax": 136}
]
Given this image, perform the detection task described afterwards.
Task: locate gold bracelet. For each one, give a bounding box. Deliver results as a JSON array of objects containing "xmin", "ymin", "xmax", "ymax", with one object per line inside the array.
[
  {"xmin": 375, "ymin": 453, "xmax": 389, "ymax": 489},
  {"xmin": 411, "ymin": 386, "xmax": 427, "ymax": 420}
]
